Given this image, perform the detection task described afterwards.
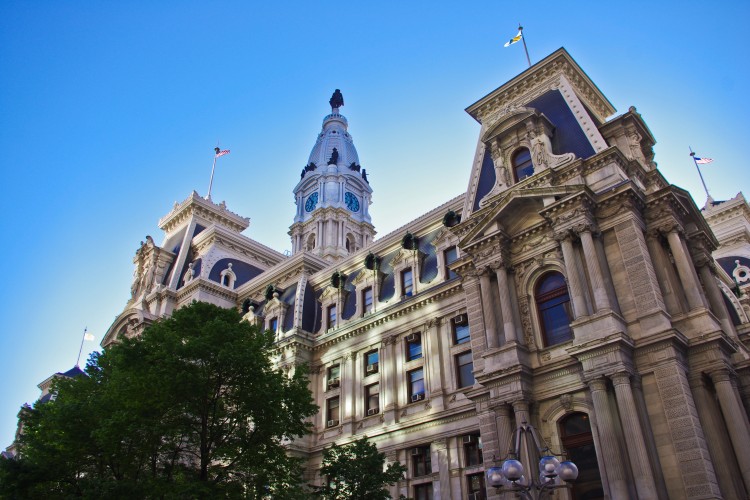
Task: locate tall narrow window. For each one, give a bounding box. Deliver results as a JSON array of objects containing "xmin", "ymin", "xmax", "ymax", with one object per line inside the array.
[
  {"xmin": 327, "ymin": 304, "xmax": 337, "ymax": 329},
  {"xmin": 456, "ymin": 351, "xmax": 475, "ymax": 388},
  {"xmin": 463, "ymin": 433, "xmax": 483, "ymax": 466},
  {"xmin": 402, "ymin": 268, "xmax": 414, "ymax": 297},
  {"xmin": 444, "ymin": 246, "xmax": 458, "ymax": 280},
  {"xmin": 411, "ymin": 445, "xmax": 432, "ymax": 477},
  {"xmin": 364, "ymin": 350, "xmax": 379, "ymax": 375},
  {"xmin": 362, "ymin": 286, "xmax": 373, "ymax": 315},
  {"xmin": 405, "ymin": 333, "xmax": 422, "ymax": 361},
  {"xmin": 327, "ymin": 365, "xmax": 340, "ymax": 390},
  {"xmin": 467, "ymin": 472, "xmax": 486, "ymax": 499},
  {"xmin": 269, "ymin": 317, "xmax": 278, "ymax": 334},
  {"xmin": 413, "ymin": 483, "xmax": 433, "ymax": 500},
  {"xmin": 452, "ymin": 315, "xmax": 470, "ymax": 345},
  {"xmin": 512, "ymin": 147, "xmax": 534, "ymax": 182},
  {"xmin": 365, "ymin": 382, "xmax": 380, "ymax": 415},
  {"xmin": 326, "ymin": 397, "xmax": 340, "ymax": 427},
  {"xmin": 409, "ymin": 368, "xmax": 425, "ymax": 402},
  {"xmin": 560, "ymin": 412, "xmax": 604, "ymax": 499},
  {"xmin": 536, "ymin": 272, "xmax": 573, "ymax": 346}
]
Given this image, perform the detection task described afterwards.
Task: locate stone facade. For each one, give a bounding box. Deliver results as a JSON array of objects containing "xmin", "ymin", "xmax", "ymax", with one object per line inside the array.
[{"xmin": 94, "ymin": 49, "xmax": 750, "ymax": 499}]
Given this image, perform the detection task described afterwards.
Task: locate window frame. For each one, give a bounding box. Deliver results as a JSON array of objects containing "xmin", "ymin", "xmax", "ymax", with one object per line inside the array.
[
  {"xmin": 443, "ymin": 245, "xmax": 459, "ymax": 280},
  {"xmin": 327, "ymin": 364, "xmax": 340, "ymax": 390},
  {"xmin": 408, "ymin": 367, "xmax": 425, "ymax": 402},
  {"xmin": 411, "ymin": 445, "xmax": 432, "ymax": 477},
  {"xmin": 362, "ymin": 286, "xmax": 374, "ymax": 316},
  {"xmin": 327, "ymin": 303, "xmax": 337, "ymax": 329},
  {"xmin": 455, "ymin": 350, "xmax": 475, "ymax": 388},
  {"xmin": 512, "ymin": 147, "xmax": 534, "ymax": 182},
  {"xmin": 365, "ymin": 382, "xmax": 380, "ymax": 415},
  {"xmin": 364, "ymin": 349, "xmax": 379, "ymax": 375},
  {"xmin": 326, "ymin": 396, "xmax": 340, "ymax": 426},
  {"xmin": 463, "ymin": 433, "xmax": 483, "ymax": 467},
  {"xmin": 405, "ymin": 333, "xmax": 422, "ymax": 362},
  {"xmin": 401, "ymin": 268, "xmax": 414, "ymax": 297},
  {"xmin": 452, "ymin": 317, "xmax": 470, "ymax": 345},
  {"xmin": 535, "ymin": 272, "xmax": 573, "ymax": 347}
]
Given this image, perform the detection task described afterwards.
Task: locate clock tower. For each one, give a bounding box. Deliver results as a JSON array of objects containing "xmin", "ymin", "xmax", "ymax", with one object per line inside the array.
[{"xmin": 289, "ymin": 90, "xmax": 375, "ymax": 262}]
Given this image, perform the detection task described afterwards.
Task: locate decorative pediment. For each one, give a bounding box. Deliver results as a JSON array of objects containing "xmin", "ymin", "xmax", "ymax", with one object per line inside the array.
[
  {"xmin": 352, "ymin": 268, "xmax": 380, "ymax": 287},
  {"xmin": 320, "ymin": 285, "xmax": 343, "ymax": 302},
  {"xmin": 390, "ymin": 247, "xmax": 423, "ymax": 269},
  {"xmin": 431, "ymin": 227, "xmax": 459, "ymax": 249}
]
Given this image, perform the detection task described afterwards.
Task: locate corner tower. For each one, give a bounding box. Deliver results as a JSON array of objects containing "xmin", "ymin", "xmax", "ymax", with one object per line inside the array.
[{"xmin": 289, "ymin": 90, "xmax": 375, "ymax": 262}]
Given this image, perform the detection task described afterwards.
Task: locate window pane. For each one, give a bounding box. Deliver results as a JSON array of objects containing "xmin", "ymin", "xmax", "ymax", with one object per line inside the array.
[
  {"xmin": 403, "ymin": 269, "xmax": 413, "ymax": 297},
  {"xmin": 444, "ymin": 246, "xmax": 458, "ymax": 279},
  {"xmin": 456, "ymin": 351, "xmax": 475, "ymax": 388},
  {"xmin": 513, "ymin": 148, "xmax": 534, "ymax": 181},
  {"xmin": 366, "ymin": 383, "xmax": 379, "ymax": 412},
  {"xmin": 328, "ymin": 365, "xmax": 340, "ymax": 380},
  {"xmin": 327, "ymin": 397, "xmax": 339, "ymax": 421},
  {"xmin": 407, "ymin": 337, "xmax": 422, "ymax": 361},
  {"xmin": 366, "ymin": 350, "xmax": 379, "ymax": 366},
  {"xmin": 410, "ymin": 368, "xmax": 425, "ymax": 397},
  {"xmin": 454, "ymin": 323, "xmax": 470, "ymax": 344},
  {"xmin": 328, "ymin": 304, "xmax": 337, "ymax": 325},
  {"xmin": 363, "ymin": 287, "xmax": 373, "ymax": 314},
  {"xmin": 536, "ymin": 272, "xmax": 573, "ymax": 346}
]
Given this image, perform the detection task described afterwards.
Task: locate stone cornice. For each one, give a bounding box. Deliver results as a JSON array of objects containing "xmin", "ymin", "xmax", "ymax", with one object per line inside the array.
[
  {"xmin": 466, "ymin": 48, "xmax": 615, "ymax": 125},
  {"xmin": 176, "ymin": 277, "xmax": 237, "ymax": 304},
  {"xmin": 192, "ymin": 225, "xmax": 287, "ymax": 268},
  {"xmin": 158, "ymin": 191, "xmax": 249, "ymax": 234},
  {"xmin": 235, "ymin": 251, "xmax": 328, "ymax": 303},
  {"xmin": 311, "ymin": 280, "xmax": 463, "ymax": 351}
]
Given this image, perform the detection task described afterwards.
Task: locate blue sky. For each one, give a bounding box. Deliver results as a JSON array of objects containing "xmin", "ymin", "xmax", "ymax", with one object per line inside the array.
[{"xmin": 1, "ymin": 1, "xmax": 748, "ymax": 447}]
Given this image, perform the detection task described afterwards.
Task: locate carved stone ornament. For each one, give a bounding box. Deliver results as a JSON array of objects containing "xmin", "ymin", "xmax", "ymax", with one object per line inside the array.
[{"xmin": 733, "ymin": 260, "xmax": 750, "ymax": 284}]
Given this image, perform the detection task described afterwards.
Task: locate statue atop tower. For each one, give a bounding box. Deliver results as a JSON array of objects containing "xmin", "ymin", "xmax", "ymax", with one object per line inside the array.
[{"xmin": 329, "ymin": 89, "xmax": 344, "ymax": 111}]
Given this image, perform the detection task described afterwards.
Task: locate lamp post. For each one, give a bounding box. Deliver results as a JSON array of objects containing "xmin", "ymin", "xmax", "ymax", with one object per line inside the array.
[{"xmin": 486, "ymin": 420, "xmax": 578, "ymax": 499}]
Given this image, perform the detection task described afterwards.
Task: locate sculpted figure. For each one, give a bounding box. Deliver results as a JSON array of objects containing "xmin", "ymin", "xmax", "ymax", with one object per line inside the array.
[{"xmin": 329, "ymin": 89, "xmax": 344, "ymax": 109}]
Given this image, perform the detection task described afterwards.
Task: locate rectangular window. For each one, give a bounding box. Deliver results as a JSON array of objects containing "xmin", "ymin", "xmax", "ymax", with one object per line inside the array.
[
  {"xmin": 444, "ymin": 246, "xmax": 458, "ymax": 279},
  {"xmin": 364, "ymin": 350, "xmax": 379, "ymax": 375},
  {"xmin": 402, "ymin": 268, "xmax": 414, "ymax": 297},
  {"xmin": 413, "ymin": 482, "xmax": 433, "ymax": 500},
  {"xmin": 409, "ymin": 368, "xmax": 425, "ymax": 402},
  {"xmin": 269, "ymin": 317, "xmax": 278, "ymax": 333},
  {"xmin": 411, "ymin": 445, "xmax": 432, "ymax": 477},
  {"xmin": 456, "ymin": 351, "xmax": 475, "ymax": 388},
  {"xmin": 453, "ymin": 315, "xmax": 470, "ymax": 345},
  {"xmin": 326, "ymin": 397, "xmax": 340, "ymax": 426},
  {"xmin": 406, "ymin": 333, "xmax": 422, "ymax": 361},
  {"xmin": 365, "ymin": 382, "xmax": 380, "ymax": 415},
  {"xmin": 463, "ymin": 433, "xmax": 483, "ymax": 466},
  {"xmin": 328, "ymin": 304, "xmax": 337, "ymax": 328},
  {"xmin": 362, "ymin": 286, "xmax": 373, "ymax": 315},
  {"xmin": 327, "ymin": 364, "xmax": 340, "ymax": 389},
  {"xmin": 467, "ymin": 472, "xmax": 486, "ymax": 498}
]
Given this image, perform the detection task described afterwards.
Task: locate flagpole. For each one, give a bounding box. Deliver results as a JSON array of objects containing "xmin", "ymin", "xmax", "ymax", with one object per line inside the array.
[
  {"xmin": 206, "ymin": 147, "xmax": 220, "ymax": 200},
  {"xmin": 519, "ymin": 24, "xmax": 531, "ymax": 67},
  {"xmin": 689, "ymin": 146, "xmax": 711, "ymax": 201},
  {"xmin": 76, "ymin": 327, "xmax": 88, "ymax": 367}
]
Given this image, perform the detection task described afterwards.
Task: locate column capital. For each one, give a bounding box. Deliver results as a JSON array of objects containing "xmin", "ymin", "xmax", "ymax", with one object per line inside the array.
[
  {"xmin": 572, "ymin": 221, "xmax": 598, "ymax": 236},
  {"xmin": 490, "ymin": 403, "xmax": 512, "ymax": 416},
  {"xmin": 709, "ymin": 367, "xmax": 733, "ymax": 384},
  {"xmin": 511, "ymin": 400, "xmax": 530, "ymax": 414},
  {"xmin": 610, "ymin": 371, "xmax": 632, "ymax": 387},
  {"xmin": 587, "ymin": 376, "xmax": 608, "ymax": 392},
  {"xmin": 383, "ymin": 334, "xmax": 399, "ymax": 346},
  {"xmin": 553, "ymin": 228, "xmax": 573, "ymax": 242}
]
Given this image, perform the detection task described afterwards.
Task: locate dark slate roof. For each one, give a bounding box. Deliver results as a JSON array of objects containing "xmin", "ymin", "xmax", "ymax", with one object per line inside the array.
[
  {"xmin": 301, "ymin": 280, "xmax": 319, "ymax": 332},
  {"xmin": 717, "ymin": 256, "xmax": 750, "ymax": 278},
  {"xmin": 473, "ymin": 148, "xmax": 496, "ymax": 211},
  {"xmin": 208, "ymin": 258, "xmax": 264, "ymax": 287},
  {"xmin": 59, "ymin": 366, "xmax": 86, "ymax": 378},
  {"xmin": 527, "ymin": 89, "xmax": 596, "ymax": 159}
]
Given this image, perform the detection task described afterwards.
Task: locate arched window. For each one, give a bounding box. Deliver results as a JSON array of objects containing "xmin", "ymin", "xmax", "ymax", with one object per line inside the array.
[
  {"xmin": 345, "ymin": 234, "xmax": 355, "ymax": 254},
  {"xmin": 306, "ymin": 233, "xmax": 316, "ymax": 251},
  {"xmin": 535, "ymin": 272, "xmax": 572, "ymax": 346},
  {"xmin": 559, "ymin": 412, "xmax": 604, "ymax": 500},
  {"xmin": 512, "ymin": 147, "xmax": 534, "ymax": 182}
]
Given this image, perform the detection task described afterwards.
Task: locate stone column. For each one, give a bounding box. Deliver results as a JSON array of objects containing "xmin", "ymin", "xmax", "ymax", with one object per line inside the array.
[
  {"xmin": 698, "ymin": 263, "xmax": 737, "ymax": 337},
  {"xmin": 587, "ymin": 377, "xmax": 630, "ymax": 499},
  {"xmin": 424, "ymin": 319, "xmax": 445, "ymax": 409},
  {"xmin": 557, "ymin": 232, "xmax": 589, "ymax": 318},
  {"xmin": 342, "ymin": 352, "xmax": 356, "ymax": 422},
  {"xmin": 710, "ymin": 368, "xmax": 750, "ymax": 493},
  {"xmin": 665, "ymin": 229, "xmax": 705, "ymax": 310},
  {"xmin": 511, "ymin": 401, "xmax": 534, "ymax": 481},
  {"xmin": 494, "ymin": 264, "xmax": 517, "ymax": 343},
  {"xmin": 578, "ymin": 228, "xmax": 611, "ymax": 312},
  {"xmin": 381, "ymin": 336, "xmax": 398, "ymax": 425},
  {"xmin": 645, "ymin": 231, "xmax": 682, "ymax": 315},
  {"xmin": 496, "ymin": 404, "xmax": 514, "ymax": 459},
  {"xmin": 611, "ymin": 372, "xmax": 657, "ymax": 499},
  {"xmin": 432, "ymin": 438, "xmax": 451, "ymax": 500},
  {"xmin": 479, "ymin": 271, "xmax": 500, "ymax": 348}
]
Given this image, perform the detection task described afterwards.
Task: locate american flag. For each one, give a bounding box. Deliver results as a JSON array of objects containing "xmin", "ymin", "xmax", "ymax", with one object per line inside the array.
[
  {"xmin": 215, "ymin": 149, "xmax": 230, "ymax": 158},
  {"xmin": 694, "ymin": 155, "xmax": 713, "ymax": 165}
]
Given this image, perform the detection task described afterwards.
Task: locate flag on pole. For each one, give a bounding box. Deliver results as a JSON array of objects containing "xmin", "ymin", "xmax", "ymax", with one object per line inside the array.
[
  {"xmin": 84, "ymin": 332, "xmax": 95, "ymax": 341},
  {"xmin": 215, "ymin": 149, "xmax": 230, "ymax": 158},
  {"xmin": 693, "ymin": 155, "xmax": 713, "ymax": 165},
  {"xmin": 504, "ymin": 29, "xmax": 523, "ymax": 47}
]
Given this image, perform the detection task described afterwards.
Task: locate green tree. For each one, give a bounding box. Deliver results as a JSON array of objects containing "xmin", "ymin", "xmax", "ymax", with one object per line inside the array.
[
  {"xmin": 314, "ymin": 436, "xmax": 407, "ymax": 499},
  {"xmin": 1, "ymin": 301, "xmax": 317, "ymax": 499}
]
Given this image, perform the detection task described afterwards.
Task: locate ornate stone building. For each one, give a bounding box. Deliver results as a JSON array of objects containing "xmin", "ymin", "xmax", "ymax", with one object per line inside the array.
[{"xmin": 101, "ymin": 48, "xmax": 750, "ymax": 499}]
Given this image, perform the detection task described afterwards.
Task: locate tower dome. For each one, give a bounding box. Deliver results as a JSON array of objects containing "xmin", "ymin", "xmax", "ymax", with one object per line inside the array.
[{"xmin": 290, "ymin": 90, "xmax": 375, "ymax": 262}]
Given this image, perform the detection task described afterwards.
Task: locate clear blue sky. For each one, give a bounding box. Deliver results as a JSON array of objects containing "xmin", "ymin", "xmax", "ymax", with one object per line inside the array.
[{"xmin": 1, "ymin": 1, "xmax": 748, "ymax": 447}]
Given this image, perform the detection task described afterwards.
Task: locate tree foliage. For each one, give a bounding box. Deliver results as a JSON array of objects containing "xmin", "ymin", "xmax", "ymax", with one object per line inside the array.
[
  {"xmin": 0, "ymin": 301, "xmax": 317, "ymax": 499},
  {"xmin": 314, "ymin": 436, "xmax": 407, "ymax": 500}
]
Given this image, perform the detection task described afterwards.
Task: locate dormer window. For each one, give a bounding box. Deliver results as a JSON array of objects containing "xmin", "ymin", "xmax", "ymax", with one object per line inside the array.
[
  {"xmin": 513, "ymin": 147, "xmax": 534, "ymax": 182},
  {"xmin": 219, "ymin": 263, "xmax": 236, "ymax": 289}
]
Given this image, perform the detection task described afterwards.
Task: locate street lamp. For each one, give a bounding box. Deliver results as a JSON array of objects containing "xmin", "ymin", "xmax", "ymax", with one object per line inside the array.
[{"xmin": 486, "ymin": 420, "xmax": 578, "ymax": 499}]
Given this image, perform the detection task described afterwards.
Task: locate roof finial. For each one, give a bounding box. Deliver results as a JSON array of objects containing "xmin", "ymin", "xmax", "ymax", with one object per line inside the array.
[{"xmin": 329, "ymin": 89, "xmax": 344, "ymax": 112}]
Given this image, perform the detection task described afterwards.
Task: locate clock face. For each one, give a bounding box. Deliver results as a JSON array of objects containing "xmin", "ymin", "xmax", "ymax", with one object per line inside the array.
[
  {"xmin": 345, "ymin": 192, "xmax": 360, "ymax": 212},
  {"xmin": 305, "ymin": 192, "xmax": 319, "ymax": 212}
]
